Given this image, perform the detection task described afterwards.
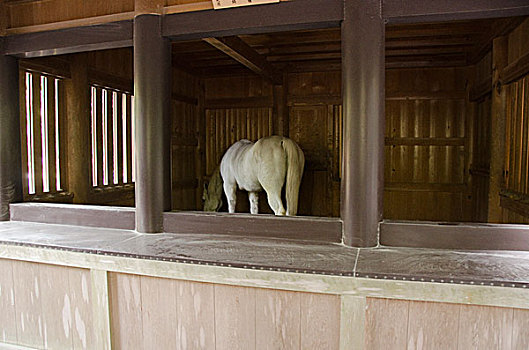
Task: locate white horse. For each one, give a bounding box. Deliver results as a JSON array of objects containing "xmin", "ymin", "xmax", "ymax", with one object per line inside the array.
[{"xmin": 203, "ymin": 135, "xmax": 305, "ymax": 216}]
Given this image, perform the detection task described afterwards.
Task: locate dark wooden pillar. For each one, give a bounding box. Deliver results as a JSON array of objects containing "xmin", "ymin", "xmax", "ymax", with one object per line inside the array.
[
  {"xmin": 487, "ymin": 36, "xmax": 508, "ymax": 223},
  {"xmin": 65, "ymin": 54, "xmax": 91, "ymax": 203},
  {"xmin": 341, "ymin": 0, "xmax": 384, "ymax": 247},
  {"xmin": 134, "ymin": 14, "xmax": 171, "ymax": 233},
  {"xmin": 0, "ymin": 44, "xmax": 22, "ymax": 220}
]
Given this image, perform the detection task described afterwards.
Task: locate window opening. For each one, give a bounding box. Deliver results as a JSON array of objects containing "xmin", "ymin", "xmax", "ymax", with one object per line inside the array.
[
  {"xmin": 22, "ymin": 70, "xmax": 64, "ymax": 198},
  {"xmin": 90, "ymin": 85, "xmax": 135, "ymax": 188}
]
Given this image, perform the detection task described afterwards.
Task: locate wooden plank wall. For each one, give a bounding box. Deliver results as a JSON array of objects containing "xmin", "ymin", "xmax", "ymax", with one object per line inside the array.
[
  {"xmin": 501, "ymin": 18, "xmax": 529, "ymax": 224},
  {"xmin": 470, "ymin": 52, "xmax": 492, "ymax": 222},
  {"xmin": 203, "ymin": 76, "xmax": 275, "ymax": 214},
  {"xmin": 384, "ymin": 67, "xmax": 472, "ymax": 222},
  {"xmin": 0, "ymin": 258, "xmax": 95, "ymax": 349},
  {"xmin": 109, "ymin": 272, "xmax": 341, "ymax": 349},
  {"xmin": 365, "ymin": 297, "xmax": 529, "ymax": 349},
  {"xmin": 171, "ymin": 68, "xmax": 202, "ymax": 210},
  {"xmin": 287, "ymin": 72, "xmax": 342, "ymax": 217}
]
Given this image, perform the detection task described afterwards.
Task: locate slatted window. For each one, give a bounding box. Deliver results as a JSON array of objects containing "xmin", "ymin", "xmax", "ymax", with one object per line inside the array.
[
  {"xmin": 21, "ymin": 71, "xmax": 65, "ymax": 199},
  {"xmin": 90, "ymin": 85, "xmax": 135, "ymax": 188}
]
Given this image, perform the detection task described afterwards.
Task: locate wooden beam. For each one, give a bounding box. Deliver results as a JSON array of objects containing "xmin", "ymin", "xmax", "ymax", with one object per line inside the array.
[
  {"xmin": 0, "ymin": 42, "xmax": 23, "ymax": 220},
  {"xmin": 4, "ymin": 20, "xmax": 133, "ymax": 58},
  {"xmin": 502, "ymin": 51, "xmax": 529, "ymax": 85},
  {"xmin": 65, "ymin": 54, "xmax": 91, "ymax": 204},
  {"xmin": 203, "ymin": 36, "xmax": 282, "ymax": 84},
  {"xmin": 162, "ymin": 0, "xmax": 343, "ymax": 40},
  {"xmin": 384, "ymin": 0, "xmax": 529, "ymax": 24},
  {"xmin": 380, "ymin": 220, "xmax": 529, "ymax": 251},
  {"xmin": 487, "ymin": 36, "xmax": 508, "ymax": 223}
]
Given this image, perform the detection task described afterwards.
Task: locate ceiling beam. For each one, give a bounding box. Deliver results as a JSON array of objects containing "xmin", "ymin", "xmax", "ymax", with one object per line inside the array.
[
  {"xmin": 203, "ymin": 36, "xmax": 283, "ymax": 84},
  {"xmin": 384, "ymin": 0, "xmax": 529, "ymax": 24}
]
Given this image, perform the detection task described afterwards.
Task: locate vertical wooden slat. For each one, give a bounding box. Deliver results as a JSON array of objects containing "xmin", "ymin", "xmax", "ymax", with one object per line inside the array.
[
  {"xmin": 196, "ymin": 80, "xmax": 206, "ymax": 209},
  {"xmin": 125, "ymin": 94, "xmax": 133, "ymax": 184},
  {"xmin": 140, "ymin": 275, "xmax": 177, "ymax": 349},
  {"xmin": 32, "ymin": 73, "xmax": 43, "ymax": 195},
  {"xmin": 176, "ymin": 281, "xmax": 216, "ymax": 349},
  {"xmin": 109, "ymin": 273, "xmax": 143, "ymax": 349},
  {"xmin": 58, "ymin": 80, "xmax": 67, "ymax": 191},
  {"xmin": 406, "ymin": 300, "xmax": 459, "ymax": 349},
  {"xmin": 488, "ymin": 36, "xmax": 508, "ymax": 221},
  {"xmin": 521, "ymin": 76, "xmax": 529, "ymax": 193},
  {"xmin": 39, "ymin": 263, "xmax": 74, "ymax": 350},
  {"xmin": 96, "ymin": 88, "xmax": 103, "ymax": 187},
  {"xmin": 513, "ymin": 308, "xmax": 529, "ymax": 349},
  {"xmin": 47, "ymin": 76, "xmax": 57, "ymax": 193},
  {"xmin": 365, "ymin": 298, "xmax": 409, "ymax": 349},
  {"xmin": 255, "ymin": 289, "xmax": 301, "ymax": 349},
  {"xmin": 0, "ymin": 259, "xmax": 17, "ymax": 344},
  {"xmin": 116, "ymin": 92, "xmax": 124, "ymax": 186},
  {"xmin": 340, "ymin": 296, "xmax": 366, "ymax": 350},
  {"xmin": 300, "ymin": 292, "xmax": 341, "ymax": 349},
  {"xmin": 214, "ymin": 284, "xmax": 256, "ymax": 350},
  {"xmin": 12, "ymin": 260, "xmax": 44, "ymax": 348},
  {"xmin": 458, "ymin": 304, "xmax": 513, "ymax": 349},
  {"xmin": 88, "ymin": 269, "xmax": 109, "ymax": 350},
  {"xmin": 19, "ymin": 71, "xmax": 30, "ymax": 198},
  {"xmin": 106, "ymin": 90, "xmax": 114, "ymax": 186}
]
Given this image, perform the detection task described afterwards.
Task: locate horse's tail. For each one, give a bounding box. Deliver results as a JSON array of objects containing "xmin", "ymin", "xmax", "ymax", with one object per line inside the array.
[{"xmin": 282, "ymin": 138, "xmax": 305, "ymax": 216}]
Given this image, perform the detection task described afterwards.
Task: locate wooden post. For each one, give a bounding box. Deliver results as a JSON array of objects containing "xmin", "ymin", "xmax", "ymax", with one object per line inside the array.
[
  {"xmin": 341, "ymin": 0, "xmax": 384, "ymax": 247},
  {"xmin": 487, "ymin": 36, "xmax": 508, "ymax": 223},
  {"xmin": 65, "ymin": 54, "xmax": 91, "ymax": 203},
  {"xmin": 273, "ymin": 75, "xmax": 288, "ymax": 136},
  {"xmin": 134, "ymin": 14, "xmax": 171, "ymax": 233},
  {"xmin": 0, "ymin": 43, "xmax": 23, "ymax": 220}
]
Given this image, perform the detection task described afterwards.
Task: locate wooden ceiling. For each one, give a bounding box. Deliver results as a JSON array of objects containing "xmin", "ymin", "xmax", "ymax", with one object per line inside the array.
[{"xmin": 171, "ymin": 16, "xmax": 527, "ymax": 79}]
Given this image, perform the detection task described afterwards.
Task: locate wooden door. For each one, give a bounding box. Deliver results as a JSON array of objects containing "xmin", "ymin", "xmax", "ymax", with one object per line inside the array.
[{"xmin": 289, "ymin": 105, "xmax": 341, "ymax": 217}]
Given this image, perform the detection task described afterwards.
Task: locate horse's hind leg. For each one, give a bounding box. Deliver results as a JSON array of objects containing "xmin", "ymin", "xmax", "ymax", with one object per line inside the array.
[
  {"xmin": 223, "ymin": 182, "xmax": 237, "ymax": 213},
  {"xmin": 262, "ymin": 186, "xmax": 286, "ymax": 216},
  {"xmin": 249, "ymin": 192, "xmax": 259, "ymax": 214}
]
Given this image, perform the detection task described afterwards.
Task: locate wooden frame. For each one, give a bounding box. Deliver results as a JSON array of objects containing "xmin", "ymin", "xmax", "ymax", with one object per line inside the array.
[{"xmin": 2, "ymin": 0, "xmax": 529, "ymax": 249}]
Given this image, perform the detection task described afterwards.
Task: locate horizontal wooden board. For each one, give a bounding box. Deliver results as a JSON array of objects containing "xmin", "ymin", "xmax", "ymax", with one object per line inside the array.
[{"xmin": 164, "ymin": 211, "xmax": 342, "ymax": 242}]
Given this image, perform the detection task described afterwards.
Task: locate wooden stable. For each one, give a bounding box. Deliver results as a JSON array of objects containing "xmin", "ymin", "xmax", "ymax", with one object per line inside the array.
[
  {"xmin": 7, "ymin": 14, "xmax": 529, "ymax": 224},
  {"xmin": 1, "ymin": 0, "xmax": 529, "ymax": 349}
]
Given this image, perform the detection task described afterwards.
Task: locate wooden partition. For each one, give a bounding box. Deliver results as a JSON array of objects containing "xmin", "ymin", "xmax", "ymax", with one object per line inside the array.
[{"xmin": 1, "ymin": 254, "xmax": 529, "ymax": 349}]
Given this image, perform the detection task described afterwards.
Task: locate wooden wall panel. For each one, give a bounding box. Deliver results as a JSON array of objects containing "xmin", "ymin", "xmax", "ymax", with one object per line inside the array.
[
  {"xmin": 406, "ymin": 300, "xmax": 459, "ymax": 350},
  {"xmin": 300, "ymin": 292, "xmax": 341, "ymax": 349},
  {"xmin": 172, "ymin": 69, "xmax": 201, "ymax": 211},
  {"xmin": 0, "ymin": 259, "xmax": 17, "ymax": 344},
  {"xmin": 513, "ymin": 308, "xmax": 529, "ymax": 349},
  {"xmin": 215, "ymin": 285, "xmax": 256, "ymax": 350},
  {"xmin": 205, "ymin": 76, "xmax": 273, "ymax": 99},
  {"xmin": 384, "ymin": 67, "xmax": 472, "ymax": 222},
  {"xmin": 255, "ymin": 289, "xmax": 301, "ymax": 349},
  {"xmin": 364, "ymin": 298, "xmax": 529, "ymax": 350},
  {"xmin": 140, "ymin": 276, "xmax": 178, "ymax": 349},
  {"xmin": 507, "ymin": 18, "xmax": 529, "ymax": 65},
  {"xmin": 3, "ymin": 260, "xmax": 94, "ymax": 349},
  {"xmin": 108, "ymin": 273, "xmax": 342, "ymax": 350},
  {"xmin": 205, "ymin": 107, "xmax": 274, "ymax": 175},
  {"xmin": 458, "ymin": 304, "xmax": 514, "ymax": 349},
  {"xmin": 12, "ymin": 260, "xmax": 44, "ymax": 348},
  {"xmin": 87, "ymin": 48, "xmax": 133, "ymax": 85},
  {"xmin": 176, "ymin": 280, "xmax": 216, "ymax": 350},
  {"xmin": 365, "ymin": 298, "xmax": 409, "ymax": 349},
  {"xmin": 109, "ymin": 273, "xmax": 144, "ymax": 349},
  {"xmin": 7, "ymin": 0, "xmax": 134, "ymax": 29}
]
